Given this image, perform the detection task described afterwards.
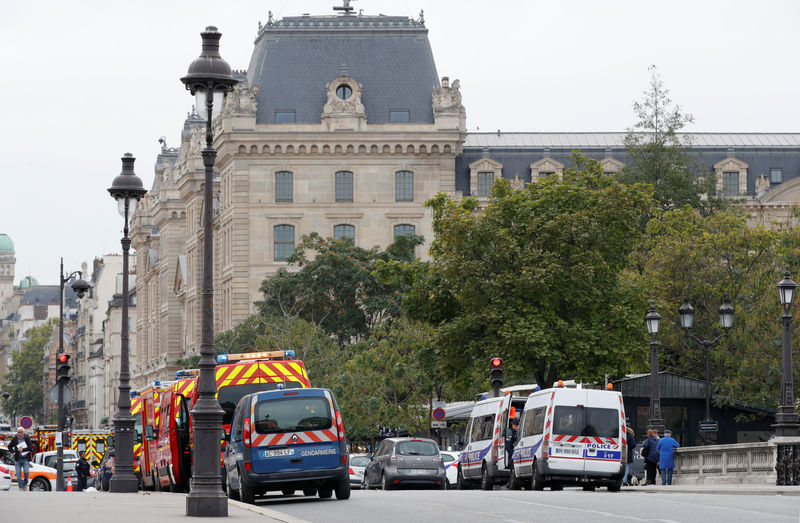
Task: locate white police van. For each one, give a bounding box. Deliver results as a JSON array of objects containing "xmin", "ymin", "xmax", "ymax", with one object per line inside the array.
[
  {"xmin": 458, "ymin": 392, "xmax": 527, "ymax": 490},
  {"xmin": 510, "ymin": 384, "xmax": 626, "ymax": 491}
]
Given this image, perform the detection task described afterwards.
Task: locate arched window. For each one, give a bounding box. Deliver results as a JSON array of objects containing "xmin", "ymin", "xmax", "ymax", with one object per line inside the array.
[
  {"xmin": 395, "ymin": 171, "xmax": 413, "ymax": 202},
  {"xmin": 274, "ymin": 225, "xmax": 295, "ymax": 261},
  {"xmin": 336, "ymin": 171, "xmax": 353, "ymax": 202},
  {"xmin": 333, "ymin": 224, "xmax": 355, "ymax": 242},
  {"xmin": 275, "ymin": 171, "xmax": 293, "ymax": 202},
  {"xmin": 393, "ymin": 224, "xmax": 415, "ymax": 238}
]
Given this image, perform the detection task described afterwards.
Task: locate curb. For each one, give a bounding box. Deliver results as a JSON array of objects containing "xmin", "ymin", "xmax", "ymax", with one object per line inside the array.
[
  {"xmin": 624, "ymin": 486, "xmax": 800, "ymax": 496},
  {"xmin": 228, "ymin": 498, "xmax": 312, "ymax": 523}
]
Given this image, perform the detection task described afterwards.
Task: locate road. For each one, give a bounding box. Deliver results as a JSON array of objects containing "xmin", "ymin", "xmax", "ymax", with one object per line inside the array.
[{"xmin": 245, "ymin": 487, "xmax": 800, "ymax": 523}]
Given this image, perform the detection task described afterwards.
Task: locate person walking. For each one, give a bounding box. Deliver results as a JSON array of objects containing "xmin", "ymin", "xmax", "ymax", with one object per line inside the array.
[
  {"xmin": 8, "ymin": 427, "xmax": 34, "ymax": 490},
  {"xmin": 76, "ymin": 451, "xmax": 91, "ymax": 491},
  {"xmin": 641, "ymin": 429, "xmax": 660, "ymax": 485},
  {"xmin": 657, "ymin": 429, "xmax": 680, "ymax": 485},
  {"xmin": 622, "ymin": 426, "xmax": 636, "ymax": 486}
]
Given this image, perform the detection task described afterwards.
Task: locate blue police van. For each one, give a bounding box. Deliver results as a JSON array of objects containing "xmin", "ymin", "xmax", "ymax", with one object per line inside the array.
[{"xmin": 224, "ymin": 388, "xmax": 350, "ymax": 503}]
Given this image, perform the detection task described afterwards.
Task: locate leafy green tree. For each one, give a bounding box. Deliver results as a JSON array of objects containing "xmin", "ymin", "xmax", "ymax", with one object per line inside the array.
[
  {"xmin": 2, "ymin": 321, "xmax": 54, "ymax": 422},
  {"xmin": 257, "ymin": 233, "xmax": 423, "ymax": 345},
  {"xmin": 425, "ymin": 154, "xmax": 653, "ymax": 392},
  {"xmin": 617, "ymin": 66, "xmax": 721, "ymax": 214}
]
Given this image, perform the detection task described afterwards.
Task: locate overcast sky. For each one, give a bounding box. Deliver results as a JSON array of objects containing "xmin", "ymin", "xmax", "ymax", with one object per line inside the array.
[{"xmin": 1, "ymin": 0, "xmax": 798, "ymax": 285}]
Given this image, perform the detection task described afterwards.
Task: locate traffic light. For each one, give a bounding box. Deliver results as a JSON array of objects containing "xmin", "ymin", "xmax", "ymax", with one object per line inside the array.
[
  {"xmin": 490, "ymin": 357, "xmax": 503, "ymax": 391},
  {"xmin": 56, "ymin": 353, "xmax": 71, "ymax": 385}
]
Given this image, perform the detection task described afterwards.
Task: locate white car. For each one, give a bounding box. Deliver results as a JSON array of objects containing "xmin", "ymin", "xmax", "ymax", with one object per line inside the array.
[
  {"xmin": 0, "ymin": 462, "xmax": 12, "ymax": 490},
  {"xmin": 349, "ymin": 453, "xmax": 370, "ymax": 488},
  {"xmin": 440, "ymin": 451, "xmax": 459, "ymax": 488},
  {"xmin": 0, "ymin": 446, "xmax": 58, "ymax": 491}
]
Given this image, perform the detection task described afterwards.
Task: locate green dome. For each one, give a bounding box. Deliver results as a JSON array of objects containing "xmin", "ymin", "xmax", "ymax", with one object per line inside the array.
[
  {"xmin": 18, "ymin": 276, "xmax": 38, "ymax": 289},
  {"xmin": 0, "ymin": 234, "xmax": 13, "ymax": 254}
]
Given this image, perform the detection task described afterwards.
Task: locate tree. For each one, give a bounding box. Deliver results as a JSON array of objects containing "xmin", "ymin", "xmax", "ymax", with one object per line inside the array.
[
  {"xmin": 257, "ymin": 233, "xmax": 423, "ymax": 345},
  {"xmin": 425, "ymin": 154, "xmax": 653, "ymax": 392},
  {"xmin": 2, "ymin": 321, "xmax": 55, "ymax": 422},
  {"xmin": 617, "ymin": 66, "xmax": 721, "ymax": 214}
]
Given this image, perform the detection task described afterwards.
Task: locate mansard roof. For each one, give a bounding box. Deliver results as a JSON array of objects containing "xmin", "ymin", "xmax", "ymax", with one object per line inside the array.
[
  {"xmin": 465, "ymin": 132, "xmax": 800, "ymax": 149},
  {"xmin": 246, "ymin": 13, "xmax": 439, "ymax": 125}
]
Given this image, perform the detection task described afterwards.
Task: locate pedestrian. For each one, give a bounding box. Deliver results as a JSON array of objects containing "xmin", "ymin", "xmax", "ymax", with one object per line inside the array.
[
  {"xmin": 622, "ymin": 426, "xmax": 636, "ymax": 486},
  {"xmin": 656, "ymin": 429, "xmax": 680, "ymax": 485},
  {"xmin": 641, "ymin": 429, "xmax": 660, "ymax": 485},
  {"xmin": 76, "ymin": 451, "xmax": 91, "ymax": 491},
  {"xmin": 8, "ymin": 427, "xmax": 34, "ymax": 490}
]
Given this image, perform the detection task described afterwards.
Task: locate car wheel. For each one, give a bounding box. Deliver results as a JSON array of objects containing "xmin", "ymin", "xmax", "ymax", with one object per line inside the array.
[
  {"xmin": 239, "ymin": 473, "xmax": 255, "ymax": 504},
  {"xmin": 318, "ymin": 485, "xmax": 333, "ymax": 499},
  {"xmin": 582, "ymin": 485, "xmax": 595, "ymax": 491},
  {"xmin": 381, "ymin": 473, "xmax": 392, "ymax": 491},
  {"xmin": 457, "ymin": 466, "xmax": 469, "ymax": 490},
  {"xmin": 282, "ymin": 489, "xmax": 295, "ymax": 496},
  {"xmin": 607, "ymin": 481, "xmax": 622, "ymax": 492},
  {"xmin": 303, "ymin": 488, "xmax": 316, "ymax": 496},
  {"xmin": 335, "ymin": 477, "xmax": 351, "ymax": 500},
  {"xmin": 531, "ymin": 460, "xmax": 545, "ymax": 491},
  {"xmin": 508, "ymin": 466, "xmax": 521, "ymax": 490},
  {"xmin": 29, "ymin": 477, "xmax": 50, "ymax": 492},
  {"xmin": 480, "ymin": 464, "xmax": 493, "ymax": 491}
]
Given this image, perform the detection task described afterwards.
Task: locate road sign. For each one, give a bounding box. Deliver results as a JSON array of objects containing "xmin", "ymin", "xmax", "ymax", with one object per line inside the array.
[
  {"xmin": 19, "ymin": 416, "xmax": 33, "ymax": 429},
  {"xmin": 432, "ymin": 408, "xmax": 446, "ymax": 421},
  {"xmin": 431, "ymin": 420, "xmax": 446, "ymax": 429},
  {"xmin": 699, "ymin": 418, "xmax": 718, "ymax": 432},
  {"xmin": 49, "ymin": 384, "xmax": 72, "ymax": 403}
]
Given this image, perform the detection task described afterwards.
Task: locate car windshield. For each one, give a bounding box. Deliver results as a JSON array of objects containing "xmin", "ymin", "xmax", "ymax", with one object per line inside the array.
[
  {"xmin": 396, "ymin": 441, "xmax": 438, "ymax": 456},
  {"xmin": 253, "ymin": 396, "xmax": 331, "ymax": 434},
  {"xmin": 350, "ymin": 456, "xmax": 370, "ymax": 467}
]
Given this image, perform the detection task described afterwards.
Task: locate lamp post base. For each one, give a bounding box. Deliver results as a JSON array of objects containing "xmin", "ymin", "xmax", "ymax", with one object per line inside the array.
[
  {"xmin": 109, "ymin": 476, "xmax": 139, "ymax": 493},
  {"xmin": 186, "ymin": 491, "xmax": 228, "ymax": 517},
  {"xmin": 774, "ymin": 406, "xmax": 800, "ymax": 437}
]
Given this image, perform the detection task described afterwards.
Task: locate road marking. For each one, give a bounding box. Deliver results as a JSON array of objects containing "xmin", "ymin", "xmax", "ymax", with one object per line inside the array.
[
  {"xmin": 513, "ymin": 499, "xmax": 681, "ymax": 522},
  {"xmin": 634, "ymin": 494, "xmax": 798, "ymax": 521},
  {"xmin": 228, "ymin": 499, "xmax": 312, "ymax": 523}
]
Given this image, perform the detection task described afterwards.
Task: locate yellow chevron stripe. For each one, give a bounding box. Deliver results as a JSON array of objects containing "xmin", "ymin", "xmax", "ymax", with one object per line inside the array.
[
  {"xmin": 272, "ymin": 362, "xmax": 290, "ymax": 378},
  {"xmin": 241, "ymin": 364, "xmax": 258, "ymax": 379},
  {"xmin": 261, "ymin": 363, "xmax": 278, "ymax": 377}
]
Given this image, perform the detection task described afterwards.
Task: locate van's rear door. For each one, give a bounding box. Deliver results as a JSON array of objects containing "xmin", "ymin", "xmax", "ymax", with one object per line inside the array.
[
  {"xmin": 250, "ymin": 391, "xmax": 340, "ymax": 474},
  {"xmin": 548, "ymin": 389, "xmax": 588, "ymax": 474},
  {"xmin": 582, "ymin": 391, "xmax": 623, "ymax": 475}
]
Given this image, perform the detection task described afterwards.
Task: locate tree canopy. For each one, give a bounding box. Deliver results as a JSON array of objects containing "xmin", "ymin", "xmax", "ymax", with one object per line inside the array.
[{"xmin": 2, "ymin": 321, "xmax": 54, "ymax": 423}]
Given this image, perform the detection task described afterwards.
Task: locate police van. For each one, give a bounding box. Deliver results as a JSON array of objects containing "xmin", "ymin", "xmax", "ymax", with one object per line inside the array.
[
  {"xmin": 458, "ymin": 392, "xmax": 527, "ymax": 490},
  {"xmin": 510, "ymin": 384, "xmax": 626, "ymax": 491},
  {"xmin": 224, "ymin": 388, "xmax": 350, "ymax": 503}
]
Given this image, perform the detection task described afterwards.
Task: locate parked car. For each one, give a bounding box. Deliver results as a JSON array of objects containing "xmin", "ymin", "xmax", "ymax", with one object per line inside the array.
[
  {"xmin": 349, "ymin": 453, "xmax": 370, "ymax": 488},
  {"xmin": 0, "ymin": 463, "xmax": 12, "ymax": 490},
  {"xmin": 224, "ymin": 388, "xmax": 350, "ymax": 503},
  {"xmin": 362, "ymin": 437, "xmax": 446, "ymax": 490},
  {"xmin": 440, "ymin": 450, "xmax": 459, "ymax": 488},
  {"xmin": 0, "ymin": 445, "xmax": 58, "ymax": 491}
]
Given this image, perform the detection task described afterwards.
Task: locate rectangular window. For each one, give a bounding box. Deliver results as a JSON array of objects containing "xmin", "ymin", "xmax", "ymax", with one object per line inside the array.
[
  {"xmin": 477, "ymin": 172, "xmax": 493, "ymax": 197},
  {"xmin": 273, "ymin": 224, "xmax": 296, "ymax": 262},
  {"xmin": 333, "ymin": 224, "xmax": 355, "ymax": 242},
  {"xmin": 722, "ymin": 171, "xmax": 739, "ymax": 196},
  {"xmin": 395, "ymin": 171, "xmax": 414, "ymax": 202},
  {"xmin": 274, "ymin": 111, "xmax": 296, "ymax": 124},
  {"xmin": 393, "ymin": 224, "xmax": 415, "ymax": 238},
  {"xmin": 335, "ymin": 171, "xmax": 353, "ymax": 202},
  {"xmin": 539, "ymin": 171, "xmax": 554, "ymax": 179},
  {"xmin": 275, "ymin": 172, "xmax": 293, "ymax": 202},
  {"xmin": 389, "ymin": 110, "xmax": 410, "ymax": 122},
  {"xmin": 552, "ymin": 406, "xmax": 619, "ymax": 438},
  {"xmin": 521, "ymin": 406, "xmax": 546, "ymax": 437},
  {"xmin": 770, "ymin": 168, "xmax": 783, "ymax": 184},
  {"xmin": 254, "ymin": 397, "xmax": 332, "ymax": 434}
]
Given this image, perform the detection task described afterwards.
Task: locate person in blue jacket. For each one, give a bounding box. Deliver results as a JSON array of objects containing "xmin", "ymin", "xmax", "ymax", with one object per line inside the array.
[
  {"xmin": 641, "ymin": 429, "xmax": 660, "ymax": 485},
  {"xmin": 657, "ymin": 429, "xmax": 680, "ymax": 485}
]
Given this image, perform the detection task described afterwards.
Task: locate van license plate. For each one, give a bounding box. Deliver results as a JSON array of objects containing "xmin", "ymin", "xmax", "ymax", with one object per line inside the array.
[
  {"xmin": 553, "ymin": 447, "xmax": 580, "ymax": 456},
  {"xmin": 263, "ymin": 448, "xmax": 294, "ymax": 458}
]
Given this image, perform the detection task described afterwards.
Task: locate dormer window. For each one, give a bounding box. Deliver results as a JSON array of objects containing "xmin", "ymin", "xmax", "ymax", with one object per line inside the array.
[{"xmin": 336, "ymin": 84, "xmax": 352, "ymax": 100}]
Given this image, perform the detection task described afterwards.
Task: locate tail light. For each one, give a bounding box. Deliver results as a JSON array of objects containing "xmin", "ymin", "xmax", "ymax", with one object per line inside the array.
[
  {"xmin": 335, "ymin": 411, "xmax": 345, "ymax": 441},
  {"xmin": 390, "ymin": 455, "xmax": 405, "ymax": 464},
  {"xmin": 620, "ymin": 443, "xmax": 627, "ymax": 464},
  {"xmin": 243, "ymin": 417, "xmax": 251, "ymax": 448},
  {"xmin": 432, "ymin": 455, "xmax": 442, "ymax": 462},
  {"xmin": 0, "ymin": 465, "xmax": 7, "ymax": 474},
  {"xmin": 542, "ymin": 438, "xmax": 549, "ymax": 459},
  {"xmin": 348, "ymin": 467, "xmax": 354, "ymax": 475}
]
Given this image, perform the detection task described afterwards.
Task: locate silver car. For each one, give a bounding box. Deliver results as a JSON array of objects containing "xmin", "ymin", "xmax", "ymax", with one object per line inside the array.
[{"xmin": 362, "ymin": 437, "xmax": 446, "ymax": 490}]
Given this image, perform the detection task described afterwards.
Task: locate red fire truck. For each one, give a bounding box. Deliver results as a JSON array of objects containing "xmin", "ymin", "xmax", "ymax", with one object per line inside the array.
[
  {"xmin": 148, "ymin": 350, "xmax": 310, "ymax": 492},
  {"xmin": 133, "ymin": 381, "xmax": 172, "ymax": 490}
]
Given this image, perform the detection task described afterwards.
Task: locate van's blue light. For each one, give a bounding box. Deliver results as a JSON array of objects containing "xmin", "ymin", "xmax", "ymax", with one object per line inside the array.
[
  {"xmin": 480, "ymin": 394, "xmax": 487, "ymax": 400},
  {"xmin": 217, "ymin": 354, "xmax": 229, "ymax": 363},
  {"xmin": 284, "ymin": 350, "xmax": 296, "ymax": 359},
  {"xmin": 277, "ymin": 383, "xmax": 285, "ymax": 389},
  {"xmin": 154, "ymin": 380, "xmax": 161, "ymax": 386},
  {"xmin": 534, "ymin": 386, "xmax": 541, "ymax": 392}
]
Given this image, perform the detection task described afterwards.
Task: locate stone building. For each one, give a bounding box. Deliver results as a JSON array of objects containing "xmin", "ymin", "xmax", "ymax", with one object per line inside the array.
[{"xmin": 130, "ymin": 8, "xmax": 800, "ymax": 387}]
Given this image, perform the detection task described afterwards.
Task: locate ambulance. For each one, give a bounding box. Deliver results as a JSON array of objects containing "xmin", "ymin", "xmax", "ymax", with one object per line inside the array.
[
  {"xmin": 151, "ymin": 350, "xmax": 311, "ymax": 492},
  {"xmin": 510, "ymin": 383, "xmax": 626, "ymax": 491},
  {"xmin": 458, "ymin": 392, "xmax": 527, "ymax": 490}
]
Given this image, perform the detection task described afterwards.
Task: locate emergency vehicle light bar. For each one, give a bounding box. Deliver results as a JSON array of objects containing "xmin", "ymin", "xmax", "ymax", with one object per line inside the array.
[
  {"xmin": 175, "ymin": 369, "xmax": 200, "ymax": 378},
  {"xmin": 216, "ymin": 350, "xmax": 296, "ymax": 364}
]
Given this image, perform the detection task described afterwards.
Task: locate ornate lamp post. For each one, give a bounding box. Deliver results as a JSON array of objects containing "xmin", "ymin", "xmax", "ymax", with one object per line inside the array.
[
  {"xmin": 180, "ymin": 26, "xmax": 237, "ymax": 517},
  {"xmin": 56, "ymin": 259, "xmax": 89, "ymax": 491},
  {"xmin": 107, "ymin": 153, "xmax": 147, "ymax": 492},
  {"xmin": 774, "ymin": 270, "xmax": 799, "ymax": 437},
  {"xmin": 644, "ymin": 302, "xmax": 665, "ymax": 435},
  {"xmin": 678, "ymin": 297, "xmax": 735, "ymax": 436}
]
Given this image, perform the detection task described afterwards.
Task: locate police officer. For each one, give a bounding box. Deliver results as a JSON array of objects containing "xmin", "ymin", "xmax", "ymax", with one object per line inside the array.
[{"xmin": 505, "ymin": 414, "xmax": 520, "ymax": 469}]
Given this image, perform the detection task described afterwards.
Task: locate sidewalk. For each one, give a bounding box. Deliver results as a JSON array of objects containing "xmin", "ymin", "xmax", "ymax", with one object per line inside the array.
[
  {"xmin": 624, "ymin": 483, "xmax": 800, "ymax": 496},
  {"xmin": 0, "ymin": 489, "xmax": 309, "ymax": 523}
]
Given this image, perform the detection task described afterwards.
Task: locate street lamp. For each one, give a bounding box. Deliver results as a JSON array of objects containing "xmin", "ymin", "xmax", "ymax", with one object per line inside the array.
[
  {"xmin": 180, "ymin": 26, "xmax": 237, "ymax": 517},
  {"xmin": 679, "ymin": 297, "xmax": 734, "ymax": 438},
  {"xmin": 55, "ymin": 258, "xmax": 89, "ymax": 491},
  {"xmin": 644, "ymin": 301, "xmax": 665, "ymax": 435},
  {"xmin": 774, "ymin": 269, "xmax": 799, "ymax": 437},
  {"xmin": 107, "ymin": 153, "xmax": 147, "ymax": 492}
]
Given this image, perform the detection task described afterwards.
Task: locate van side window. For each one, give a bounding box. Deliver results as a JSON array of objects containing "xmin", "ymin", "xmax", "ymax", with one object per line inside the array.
[
  {"xmin": 480, "ymin": 415, "xmax": 494, "ymax": 440},
  {"xmin": 522, "ymin": 406, "xmax": 546, "ymax": 437},
  {"xmin": 232, "ymin": 402, "xmax": 244, "ymax": 440},
  {"xmin": 469, "ymin": 417, "xmax": 484, "ymax": 442}
]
